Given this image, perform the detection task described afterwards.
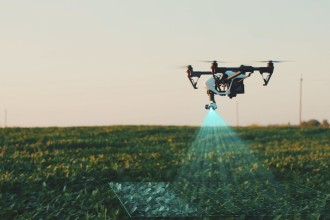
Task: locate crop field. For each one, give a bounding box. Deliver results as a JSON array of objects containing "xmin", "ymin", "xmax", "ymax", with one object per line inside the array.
[{"xmin": 0, "ymin": 126, "xmax": 330, "ymax": 219}]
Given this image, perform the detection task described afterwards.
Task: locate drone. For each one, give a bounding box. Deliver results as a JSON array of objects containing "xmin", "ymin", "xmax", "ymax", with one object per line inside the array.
[{"xmin": 186, "ymin": 60, "xmax": 278, "ymax": 110}]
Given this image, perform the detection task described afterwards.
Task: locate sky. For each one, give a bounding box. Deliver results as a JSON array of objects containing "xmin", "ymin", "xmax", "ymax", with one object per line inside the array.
[{"xmin": 1, "ymin": 0, "xmax": 330, "ymax": 127}]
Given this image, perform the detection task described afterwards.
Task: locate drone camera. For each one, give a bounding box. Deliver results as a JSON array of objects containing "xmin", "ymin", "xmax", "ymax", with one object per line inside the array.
[{"xmin": 205, "ymin": 102, "xmax": 217, "ymax": 110}]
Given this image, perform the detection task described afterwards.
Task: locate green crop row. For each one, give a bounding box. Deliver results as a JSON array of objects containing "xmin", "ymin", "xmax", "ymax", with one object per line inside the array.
[{"xmin": 0, "ymin": 126, "xmax": 329, "ymax": 219}]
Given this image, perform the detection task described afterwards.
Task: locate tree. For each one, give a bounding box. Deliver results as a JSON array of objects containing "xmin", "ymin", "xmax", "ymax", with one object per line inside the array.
[
  {"xmin": 322, "ymin": 119, "xmax": 329, "ymax": 128},
  {"xmin": 301, "ymin": 119, "xmax": 321, "ymax": 127}
]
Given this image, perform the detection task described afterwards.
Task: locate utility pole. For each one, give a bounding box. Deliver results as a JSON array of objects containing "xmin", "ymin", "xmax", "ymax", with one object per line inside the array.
[
  {"xmin": 236, "ymin": 101, "xmax": 239, "ymax": 127},
  {"xmin": 299, "ymin": 76, "xmax": 303, "ymax": 126},
  {"xmin": 4, "ymin": 109, "xmax": 7, "ymax": 128}
]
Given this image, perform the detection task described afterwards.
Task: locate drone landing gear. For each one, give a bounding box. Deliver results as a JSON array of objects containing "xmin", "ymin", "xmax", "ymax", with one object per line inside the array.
[{"xmin": 206, "ymin": 90, "xmax": 217, "ymax": 110}]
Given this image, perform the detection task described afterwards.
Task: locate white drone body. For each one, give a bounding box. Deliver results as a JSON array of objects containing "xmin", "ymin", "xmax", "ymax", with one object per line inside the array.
[
  {"xmin": 205, "ymin": 71, "xmax": 245, "ymax": 96},
  {"xmin": 204, "ymin": 71, "xmax": 245, "ymax": 110}
]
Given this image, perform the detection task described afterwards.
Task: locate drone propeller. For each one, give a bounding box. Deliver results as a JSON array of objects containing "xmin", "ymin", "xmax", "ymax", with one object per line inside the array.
[
  {"xmin": 255, "ymin": 60, "xmax": 291, "ymax": 63},
  {"xmin": 177, "ymin": 65, "xmax": 192, "ymax": 69},
  {"xmin": 199, "ymin": 60, "xmax": 231, "ymax": 63}
]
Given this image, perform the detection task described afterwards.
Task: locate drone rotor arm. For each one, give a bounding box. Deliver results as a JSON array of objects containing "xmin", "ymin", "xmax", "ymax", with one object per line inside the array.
[{"xmin": 187, "ymin": 71, "xmax": 213, "ymax": 89}]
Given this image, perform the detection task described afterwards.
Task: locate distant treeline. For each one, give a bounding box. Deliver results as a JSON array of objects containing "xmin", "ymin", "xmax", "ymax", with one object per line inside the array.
[{"xmin": 301, "ymin": 119, "xmax": 329, "ymax": 128}]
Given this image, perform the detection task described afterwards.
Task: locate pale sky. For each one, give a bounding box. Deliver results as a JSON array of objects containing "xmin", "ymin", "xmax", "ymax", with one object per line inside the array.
[{"xmin": 1, "ymin": 0, "xmax": 330, "ymax": 127}]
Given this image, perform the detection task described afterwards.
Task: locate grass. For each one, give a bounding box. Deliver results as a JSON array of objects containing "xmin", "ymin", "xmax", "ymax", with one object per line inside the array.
[{"xmin": 0, "ymin": 126, "xmax": 329, "ymax": 219}]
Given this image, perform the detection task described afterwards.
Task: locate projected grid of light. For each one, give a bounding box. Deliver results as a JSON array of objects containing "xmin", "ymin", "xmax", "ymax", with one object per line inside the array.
[
  {"xmin": 175, "ymin": 110, "xmax": 274, "ymax": 184},
  {"xmin": 110, "ymin": 110, "xmax": 329, "ymax": 217},
  {"xmin": 110, "ymin": 181, "xmax": 329, "ymax": 217}
]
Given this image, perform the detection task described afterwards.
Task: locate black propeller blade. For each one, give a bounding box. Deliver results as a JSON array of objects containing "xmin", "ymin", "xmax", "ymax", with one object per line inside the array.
[
  {"xmin": 199, "ymin": 60, "xmax": 231, "ymax": 63},
  {"xmin": 255, "ymin": 60, "xmax": 291, "ymax": 63},
  {"xmin": 177, "ymin": 65, "xmax": 192, "ymax": 69}
]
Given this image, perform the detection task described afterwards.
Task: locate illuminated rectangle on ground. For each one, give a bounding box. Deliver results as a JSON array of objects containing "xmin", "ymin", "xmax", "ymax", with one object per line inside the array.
[{"xmin": 110, "ymin": 181, "xmax": 329, "ymax": 218}]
